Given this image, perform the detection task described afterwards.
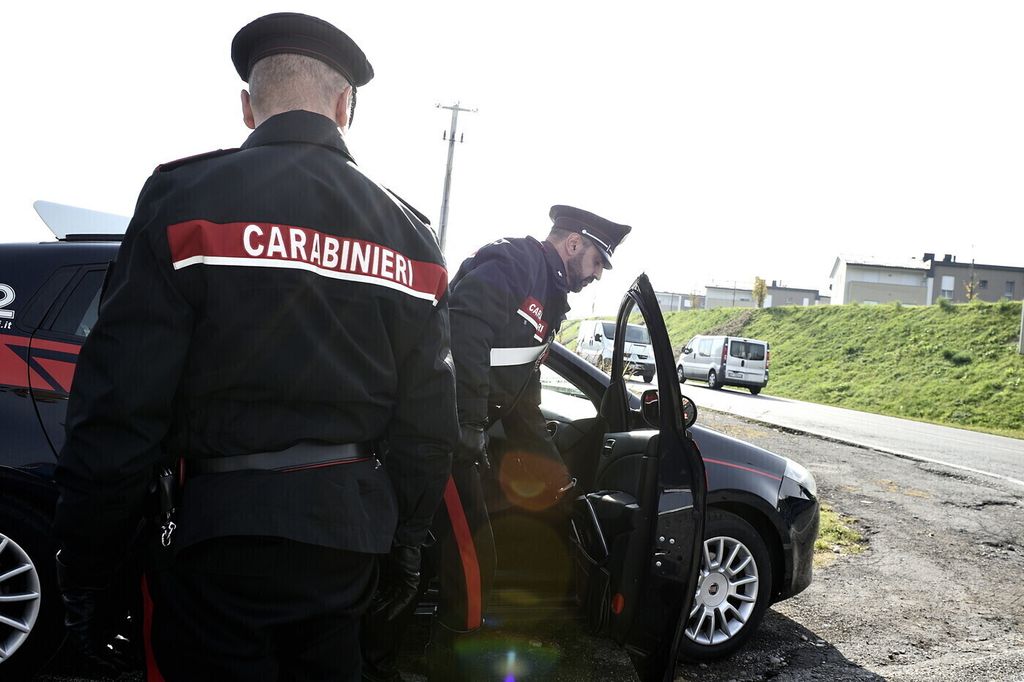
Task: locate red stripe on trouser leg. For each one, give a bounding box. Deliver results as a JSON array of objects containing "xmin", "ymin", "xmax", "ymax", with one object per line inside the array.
[
  {"xmin": 141, "ymin": 574, "xmax": 166, "ymax": 682},
  {"xmin": 443, "ymin": 476, "xmax": 482, "ymax": 629}
]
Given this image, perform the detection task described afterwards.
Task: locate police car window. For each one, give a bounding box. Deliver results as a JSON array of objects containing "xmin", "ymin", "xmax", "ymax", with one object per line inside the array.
[
  {"xmin": 51, "ymin": 270, "xmax": 104, "ymax": 338},
  {"xmin": 539, "ymin": 364, "xmax": 598, "ymax": 420}
]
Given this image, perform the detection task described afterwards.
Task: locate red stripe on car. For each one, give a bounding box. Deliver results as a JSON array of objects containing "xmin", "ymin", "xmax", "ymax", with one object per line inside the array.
[{"xmin": 702, "ymin": 456, "xmax": 783, "ymax": 482}]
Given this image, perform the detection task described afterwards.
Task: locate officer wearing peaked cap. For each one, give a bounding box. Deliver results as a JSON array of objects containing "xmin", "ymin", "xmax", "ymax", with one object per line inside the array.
[
  {"xmin": 53, "ymin": 12, "xmax": 457, "ymax": 681},
  {"xmin": 362, "ymin": 205, "xmax": 631, "ymax": 681}
]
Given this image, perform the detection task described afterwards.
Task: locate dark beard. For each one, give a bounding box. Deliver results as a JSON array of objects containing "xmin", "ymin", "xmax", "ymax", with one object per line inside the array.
[{"xmin": 567, "ymin": 251, "xmax": 586, "ymax": 292}]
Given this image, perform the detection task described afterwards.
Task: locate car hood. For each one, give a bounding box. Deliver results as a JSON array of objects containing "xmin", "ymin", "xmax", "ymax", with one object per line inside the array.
[{"xmin": 689, "ymin": 423, "xmax": 788, "ymax": 481}]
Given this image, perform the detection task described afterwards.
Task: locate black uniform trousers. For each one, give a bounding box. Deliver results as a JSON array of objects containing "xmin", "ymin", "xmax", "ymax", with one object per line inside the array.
[
  {"xmin": 433, "ymin": 405, "xmax": 566, "ymax": 632},
  {"xmin": 433, "ymin": 458, "xmax": 497, "ymax": 632},
  {"xmin": 144, "ymin": 536, "xmax": 377, "ymax": 682}
]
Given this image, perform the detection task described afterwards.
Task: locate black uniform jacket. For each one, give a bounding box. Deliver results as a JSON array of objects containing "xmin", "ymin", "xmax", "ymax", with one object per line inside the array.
[
  {"xmin": 53, "ymin": 111, "xmax": 458, "ymax": 568},
  {"xmin": 449, "ymin": 236, "xmax": 570, "ymax": 452}
]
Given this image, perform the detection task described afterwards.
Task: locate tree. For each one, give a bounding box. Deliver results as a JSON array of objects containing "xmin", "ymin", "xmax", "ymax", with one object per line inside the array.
[
  {"xmin": 752, "ymin": 276, "xmax": 767, "ymax": 308},
  {"xmin": 964, "ymin": 269, "xmax": 978, "ymax": 302}
]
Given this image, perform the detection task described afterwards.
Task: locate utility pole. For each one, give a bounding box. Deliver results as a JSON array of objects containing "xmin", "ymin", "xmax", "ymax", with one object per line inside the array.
[
  {"xmin": 1019, "ymin": 298, "xmax": 1023, "ymax": 354},
  {"xmin": 436, "ymin": 102, "xmax": 477, "ymax": 252}
]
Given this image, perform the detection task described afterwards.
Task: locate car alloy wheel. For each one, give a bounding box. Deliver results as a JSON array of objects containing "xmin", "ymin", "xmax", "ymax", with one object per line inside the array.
[
  {"xmin": 0, "ymin": 529, "xmax": 42, "ymax": 664},
  {"xmin": 679, "ymin": 509, "xmax": 772, "ymax": 661},
  {"xmin": 686, "ymin": 535, "xmax": 758, "ymax": 646},
  {"xmin": 0, "ymin": 505, "xmax": 65, "ymax": 678},
  {"xmin": 677, "ymin": 366, "xmax": 686, "ymax": 383},
  {"xmin": 707, "ymin": 370, "xmax": 718, "ymax": 389}
]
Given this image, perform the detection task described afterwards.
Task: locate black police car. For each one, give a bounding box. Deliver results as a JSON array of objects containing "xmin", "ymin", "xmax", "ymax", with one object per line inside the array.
[
  {"xmin": 0, "ymin": 204, "xmax": 817, "ymax": 680},
  {"xmin": 0, "ymin": 202, "xmax": 124, "ymax": 677},
  {"xmin": 431, "ymin": 276, "xmax": 818, "ymax": 680}
]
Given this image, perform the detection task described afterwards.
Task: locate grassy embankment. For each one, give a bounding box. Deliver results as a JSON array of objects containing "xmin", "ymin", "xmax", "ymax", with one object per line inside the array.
[{"xmin": 557, "ymin": 300, "xmax": 1024, "ymax": 439}]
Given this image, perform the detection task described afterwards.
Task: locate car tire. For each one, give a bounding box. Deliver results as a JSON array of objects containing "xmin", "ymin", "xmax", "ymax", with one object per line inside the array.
[
  {"xmin": 749, "ymin": 387, "xmax": 761, "ymax": 395},
  {"xmin": 707, "ymin": 370, "xmax": 721, "ymax": 390},
  {"xmin": 642, "ymin": 371, "xmax": 655, "ymax": 384},
  {"xmin": 678, "ymin": 509, "xmax": 773, "ymax": 662},
  {"xmin": 0, "ymin": 503, "xmax": 65, "ymax": 679},
  {"xmin": 676, "ymin": 366, "xmax": 686, "ymax": 384}
]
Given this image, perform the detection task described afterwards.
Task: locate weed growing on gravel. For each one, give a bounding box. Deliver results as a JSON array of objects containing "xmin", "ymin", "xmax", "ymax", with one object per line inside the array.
[{"xmin": 814, "ymin": 504, "xmax": 866, "ymax": 568}]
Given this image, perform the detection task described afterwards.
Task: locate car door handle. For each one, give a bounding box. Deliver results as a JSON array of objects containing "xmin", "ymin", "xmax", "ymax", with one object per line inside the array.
[
  {"xmin": 741, "ymin": 359, "xmax": 745, "ymax": 367},
  {"xmin": 603, "ymin": 438, "xmax": 616, "ymax": 456}
]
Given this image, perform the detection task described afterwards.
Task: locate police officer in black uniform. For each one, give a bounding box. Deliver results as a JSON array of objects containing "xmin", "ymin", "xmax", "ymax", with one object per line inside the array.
[
  {"xmin": 52, "ymin": 13, "xmax": 457, "ymax": 681},
  {"xmin": 362, "ymin": 206, "xmax": 629, "ymax": 680}
]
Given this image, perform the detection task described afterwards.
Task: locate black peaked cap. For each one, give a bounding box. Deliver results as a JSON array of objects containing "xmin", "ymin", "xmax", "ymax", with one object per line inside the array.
[
  {"xmin": 550, "ymin": 205, "xmax": 631, "ymax": 268},
  {"xmin": 231, "ymin": 12, "xmax": 374, "ymax": 87}
]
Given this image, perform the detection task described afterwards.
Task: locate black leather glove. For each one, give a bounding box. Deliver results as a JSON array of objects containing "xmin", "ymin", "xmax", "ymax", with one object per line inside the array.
[
  {"xmin": 368, "ymin": 544, "xmax": 422, "ymax": 622},
  {"xmin": 55, "ymin": 550, "xmax": 133, "ymax": 677},
  {"xmin": 453, "ymin": 422, "xmax": 490, "ymax": 471}
]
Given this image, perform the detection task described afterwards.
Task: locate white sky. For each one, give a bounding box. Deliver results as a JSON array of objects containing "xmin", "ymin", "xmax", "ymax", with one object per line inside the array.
[{"xmin": 3, "ymin": 1, "xmax": 1023, "ymax": 315}]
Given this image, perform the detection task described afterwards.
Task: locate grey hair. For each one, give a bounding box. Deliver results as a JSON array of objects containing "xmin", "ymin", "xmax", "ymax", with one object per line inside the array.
[
  {"xmin": 547, "ymin": 226, "xmax": 580, "ymax": 243},
  {"xmin": 248, "ymin": 54, "xmax": 350, "ymax": 121}
]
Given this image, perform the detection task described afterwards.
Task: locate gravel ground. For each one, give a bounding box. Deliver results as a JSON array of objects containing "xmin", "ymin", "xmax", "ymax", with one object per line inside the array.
[{"xmin": 35, "ymin": 410, "xmax": 1024, "ymax": 681}]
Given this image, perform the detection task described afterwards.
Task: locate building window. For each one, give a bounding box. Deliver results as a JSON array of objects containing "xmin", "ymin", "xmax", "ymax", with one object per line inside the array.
[
  {"xmin": 979, "ymin": 279, "xmax": 988, "ymax": 289},
  {"xmin": 1006, "ymin": 281, "xmax": 1016, "ymax": 299},
  {"xmin": 940, "ymin": 275, "xmax": 955, "ymax": 299}
]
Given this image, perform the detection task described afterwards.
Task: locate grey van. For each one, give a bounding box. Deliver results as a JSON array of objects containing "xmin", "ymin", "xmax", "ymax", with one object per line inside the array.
[{"xmin": 677, "ymin": 335, "xmax": 770, "ymax": 394}]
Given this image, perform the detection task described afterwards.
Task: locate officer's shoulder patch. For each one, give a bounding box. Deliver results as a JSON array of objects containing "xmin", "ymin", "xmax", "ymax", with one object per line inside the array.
[
  {"xmin": 384, "ymin": 187, "xmax": 431, "ymax": 226},
  {"xmin": 155, "ymin": 148, "xmax": 239, "ymax": 173}
]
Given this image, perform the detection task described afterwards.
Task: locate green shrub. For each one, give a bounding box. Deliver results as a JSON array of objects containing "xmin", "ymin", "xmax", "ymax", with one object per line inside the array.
[
  {"xmin": 996, "ymin": 299, "xmax": 1017, "ymax": 314},
  {"xmin": 937, "ymin": 297, "xmax": 955, "ymax": 312},
  {"xmin": 941, "ymin": 349, "xmax": 972, "ymax": 366}
]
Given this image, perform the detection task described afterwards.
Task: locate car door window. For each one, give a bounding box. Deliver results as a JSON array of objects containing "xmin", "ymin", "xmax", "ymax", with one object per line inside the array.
[
  {"xmin": 539, "ymin": 364, "xmax": 598, "ymax": 420},
  {"xmin": 50, "ymin": 269, "xmax": 105, "ymax": 338},
  {"xmin": 698, "ymin": 337, "xmax": 712, "ymax": 356}
]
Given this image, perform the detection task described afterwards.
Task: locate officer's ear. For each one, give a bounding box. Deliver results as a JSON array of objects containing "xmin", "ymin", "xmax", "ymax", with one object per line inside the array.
[
  {"xmin": 334, "ymin": 85, "xmax": 354, "ymax": 131},
  {"xmin": 241, "ymin": 90, "xmax": 256, "ymax": 130},
  {"xmin": 567, "ymin": 233, "xmax": 583, "ymax": 254}
]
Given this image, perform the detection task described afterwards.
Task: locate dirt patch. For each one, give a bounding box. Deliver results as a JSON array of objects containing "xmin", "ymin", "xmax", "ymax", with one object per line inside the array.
[{"xmin": 706, "ymin": 309, "xmax": 757, "ymax": 337}]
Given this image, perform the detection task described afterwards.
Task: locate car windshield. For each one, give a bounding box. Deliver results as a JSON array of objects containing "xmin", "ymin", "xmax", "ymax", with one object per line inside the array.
[{"xmin": 600, "ymin": 322, "xmax": 650, "ymax": 344}]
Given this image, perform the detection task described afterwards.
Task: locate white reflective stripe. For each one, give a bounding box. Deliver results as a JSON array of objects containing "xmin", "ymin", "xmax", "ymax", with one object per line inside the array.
[
  {"xmin": 171, "ymin": 255, "xmax": 439, "ymax": 304},
  {"xmin": 490, "ymin": 344, "xmax": 547, "ymax": 367},
  {"xmin": 516, "ymin": 308, "xmax": 541, "ymax": 330}
]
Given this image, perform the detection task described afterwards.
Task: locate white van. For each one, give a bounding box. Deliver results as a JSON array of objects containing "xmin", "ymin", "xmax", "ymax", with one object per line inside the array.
[
  {"xmin": 677, "ymin": 335, "xmax": 770, "ymax": 394},
  {"xmin": 575, "ymin": 320, "xmax": 656, "ymax": 382}
]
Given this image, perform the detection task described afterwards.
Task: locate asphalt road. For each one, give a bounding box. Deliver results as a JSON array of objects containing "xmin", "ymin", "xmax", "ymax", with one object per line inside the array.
[{"xmin": 670, "ymin": 380, "xmax": 1024, "ymax": 488}]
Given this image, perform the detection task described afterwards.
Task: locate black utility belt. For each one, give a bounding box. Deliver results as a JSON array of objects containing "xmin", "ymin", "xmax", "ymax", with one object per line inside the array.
[{"xmin": 188, "ymin": 441, "xmax": 373, "ymax": 475}]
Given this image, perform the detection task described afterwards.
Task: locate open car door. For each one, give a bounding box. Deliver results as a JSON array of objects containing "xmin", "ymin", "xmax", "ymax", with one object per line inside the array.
[{"xmin": 570, "ymin": 274, "xmax": 707, "ymax": 682}]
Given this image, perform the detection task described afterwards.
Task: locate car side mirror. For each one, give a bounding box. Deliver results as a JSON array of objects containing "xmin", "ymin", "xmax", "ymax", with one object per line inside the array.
[
  {"xmin": 594, "ymin": 333, "xmax": 602, "ymax": 341},
  {"xmin": 680, "ymin": 395, "xmax": 697, "ymax": 429},
  {"xmin": 682, "ymin": 346, "xmax": 692, "ymax": 355},
  {"xmin": 640, "ymin": 389, "xmax": 698, "ymax": 429},
  {"xmin": 640, "ymin": 389, "xmax": 659, "ymax": 427}
]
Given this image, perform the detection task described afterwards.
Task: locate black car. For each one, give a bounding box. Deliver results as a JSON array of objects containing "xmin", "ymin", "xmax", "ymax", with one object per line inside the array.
[
  {"xmin": 0, "ymin": 204, "xmax": 818, "ymax": 681},
  {"xmin": 446, "ymin": 290, "xmax": 818, "ymax": 680}
]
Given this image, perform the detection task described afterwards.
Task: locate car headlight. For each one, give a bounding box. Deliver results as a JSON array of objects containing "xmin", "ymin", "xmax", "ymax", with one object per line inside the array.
[{"xmin": 784, "ymin": 459, "xmax": 817, "ymax": 498}]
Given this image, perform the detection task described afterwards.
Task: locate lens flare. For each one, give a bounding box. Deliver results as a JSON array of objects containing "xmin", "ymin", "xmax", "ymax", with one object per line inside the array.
[{"xmin": 498, "ymin": 449, "xmax": 570, "ymax": 512}]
